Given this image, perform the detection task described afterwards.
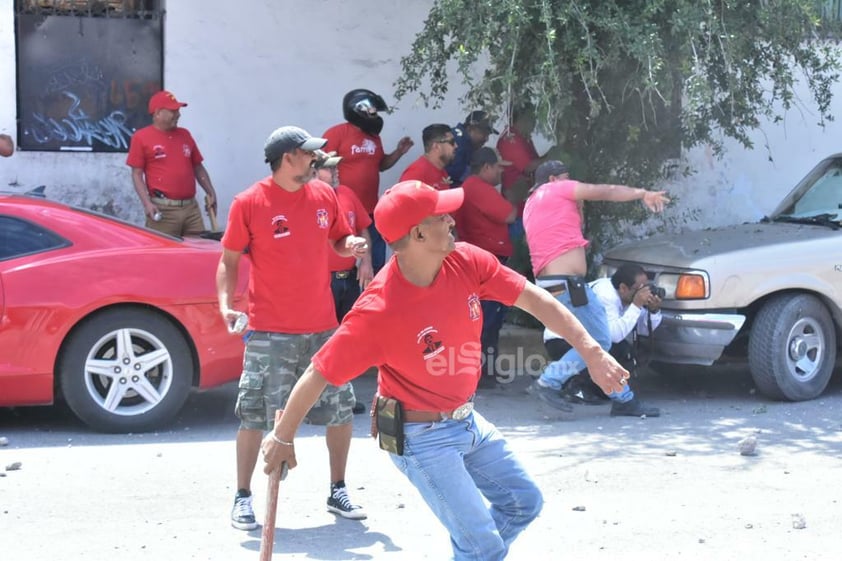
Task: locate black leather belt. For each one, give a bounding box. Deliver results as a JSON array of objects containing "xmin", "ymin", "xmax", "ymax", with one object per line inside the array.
[
  {"xmin": 537, "ymin": 274, "xmax": 584, "ymax": 294},
  {"xmin": 333, "ymin": 268, "xmax": 356, "ymax": 280}
]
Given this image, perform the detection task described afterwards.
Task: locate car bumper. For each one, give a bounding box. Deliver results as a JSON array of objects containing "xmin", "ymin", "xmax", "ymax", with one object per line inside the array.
[{"xmin": 641, "ymin": 311, "xmax": 746, "ymax": 366}]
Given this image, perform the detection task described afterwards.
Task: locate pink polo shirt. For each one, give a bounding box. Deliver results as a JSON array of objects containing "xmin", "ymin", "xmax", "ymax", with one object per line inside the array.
[{"xmin": 523, "ymin": 179, "xmax": 588, "ymax": 275}]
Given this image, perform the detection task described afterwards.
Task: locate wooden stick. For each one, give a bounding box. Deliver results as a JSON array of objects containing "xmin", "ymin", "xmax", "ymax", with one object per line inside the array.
[
  {"xmin": 205, "ymin": 194, "xmax": 219, "ymax": 231},
  {"xmin": 259, "ymin": 409, "xmax": 285, "ymax": 561}
]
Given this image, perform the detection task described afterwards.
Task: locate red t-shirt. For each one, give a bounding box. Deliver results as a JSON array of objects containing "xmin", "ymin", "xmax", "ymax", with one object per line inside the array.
[
  {"xmin": 222, "ymin": 178, "xmax": 353, "ymax": 334},
  {"xmin": 329, "ymin": 184, "xmax": 372, "ymax": 272},
  {"xmin": 313, "ymin": 243, "xmax": 526, "ymax": 410},
  {"xmin": 456, "ymin": 175, "xmax": 515, "ymax": 258},
  {"xmin": 126, "ymin": 125, "xmax": 203, "ymax": 200},
  {"xmin": 399, "ymin": 156, "xmax": 452, "ymax": 191},
  {"xmin": 323, "ymin": 123, "xmax": 385, "ymax": 214},
  {"xmin": 497, "ymin": 128, "xmax": 539, "ymax": 215}
]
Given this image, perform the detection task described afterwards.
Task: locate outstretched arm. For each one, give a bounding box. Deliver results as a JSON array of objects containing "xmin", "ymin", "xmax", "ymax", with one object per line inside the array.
[{"xmin": 574, "ymin": 182, "xmax": 669, "ymax": 212}]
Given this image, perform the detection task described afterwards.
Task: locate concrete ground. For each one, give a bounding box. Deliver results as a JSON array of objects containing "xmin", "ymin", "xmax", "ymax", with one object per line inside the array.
[{"xmin": 2, "ymin": 326, "xmax": 842, "ymax": 560}]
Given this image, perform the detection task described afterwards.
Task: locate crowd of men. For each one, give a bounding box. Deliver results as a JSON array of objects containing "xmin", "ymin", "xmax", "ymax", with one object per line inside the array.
[{"xmin": 125, "ymin": 87, "xmax": 670, "ymax": 561}]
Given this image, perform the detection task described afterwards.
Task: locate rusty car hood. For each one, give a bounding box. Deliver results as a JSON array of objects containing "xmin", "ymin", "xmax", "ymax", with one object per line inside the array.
[{"xmin": 604, "ymin": 222, "xmax": 839, "ymax": 269}]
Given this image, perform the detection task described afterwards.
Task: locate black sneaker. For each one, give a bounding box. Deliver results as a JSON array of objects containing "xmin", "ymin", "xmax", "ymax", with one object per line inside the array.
[
  {"xmin": 527, "ymin": 381, "xmax": 574, "ymax": 412},
  {"xmin": 352, "ymin": 401, "xmax": 366, "ymax": 415},
  {"xmin": 231, "ymin": 489, "xmax": 258, "ymax": 530},
  {"xmin": 327, "ymin": 483, "xmax": 367, "ymax": 520},
  {"xmin": 561, "ymin": 375, "xmax": 609, "ymax": 405},
  {"xmin": 610, "ymin": 398, "xmax": 660, "ymax": 418}
]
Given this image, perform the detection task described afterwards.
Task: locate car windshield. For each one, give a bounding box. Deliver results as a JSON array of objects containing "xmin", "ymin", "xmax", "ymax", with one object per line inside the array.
[{"xmin": 769, "ymin": 156, "xmax": 842, "ymax": 227}]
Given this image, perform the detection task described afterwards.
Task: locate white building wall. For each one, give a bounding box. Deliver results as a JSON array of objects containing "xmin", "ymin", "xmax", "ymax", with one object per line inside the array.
[
  {"xmin": 1, "ymin": 0, "xmax": 841, "ymax": 232},
  {"xmin": 0, "ymin": 0, "xmax": 463, "ymax": 224}
]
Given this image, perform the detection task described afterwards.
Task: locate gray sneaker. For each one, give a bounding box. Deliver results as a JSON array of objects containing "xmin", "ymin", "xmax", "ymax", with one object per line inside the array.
[
  {"xmin": 231, "ymin": 490, "xmax": 258, "ymax": 530},
  {"xmin": 527, "ymin": 380, "xmax": 574, "ymax": 412},
  {"xmin": 610, "ymin": 397, "xmax": 660, "ymax": 418}
]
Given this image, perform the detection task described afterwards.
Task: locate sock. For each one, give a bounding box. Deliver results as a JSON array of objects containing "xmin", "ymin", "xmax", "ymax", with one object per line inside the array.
[{"xmin": 236, "ymin": 488, "xmax": 251, "ymax": 498}]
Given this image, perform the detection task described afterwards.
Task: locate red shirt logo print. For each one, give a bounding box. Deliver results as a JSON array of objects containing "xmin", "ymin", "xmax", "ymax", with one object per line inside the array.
[
  {"xmin": 467, "ymin": 294, "xmax": 481, "ymax": 321},
  {"xmin": 417, "ymin": 326, "xmax": 445, "ymax": 360},
  {"xmin": 316, "ymin": 209, "xmax": 329, "ymax": 229},
  {"xmin": 182, "ymin": 144, "xmax": 191, "ymax": 158},
  {"xmin": 272, "ymin": 215, "xmax": 290, "ymax": 238}
]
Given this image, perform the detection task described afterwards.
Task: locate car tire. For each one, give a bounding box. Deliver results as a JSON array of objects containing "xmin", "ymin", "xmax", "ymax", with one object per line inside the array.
[
  {"xmin": 748, "ymin": 294, "xmax": 836, "ymax": 401},
  {"xmin": 59, "ymin": 308, "xmax": 194, "ymax": 432}
]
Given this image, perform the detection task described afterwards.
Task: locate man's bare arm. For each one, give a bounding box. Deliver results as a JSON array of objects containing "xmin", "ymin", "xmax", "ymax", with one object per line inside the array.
[
  {"xmin": 574, "ymin": 182, "xmax": 669, "ymax": 212},
  {"xmin": 194, "ymin": 163, "xmax": 218, "ymax": 213},
  {"xmin": 131, "ymin": 167, "xmax": 159, "ymax": 218},
  {"xmin": 216, "ymin": 248, "xmax": 242, "ymax": 323},
  {"xmin": 261, "ymin": 363, "xmax": 331, "ymax": 473}
]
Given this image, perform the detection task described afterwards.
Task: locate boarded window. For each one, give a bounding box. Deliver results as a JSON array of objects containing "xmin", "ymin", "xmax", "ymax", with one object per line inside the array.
[{"xmin": 15, "ymin": 1, "xmax": 163, "ymax": 152}]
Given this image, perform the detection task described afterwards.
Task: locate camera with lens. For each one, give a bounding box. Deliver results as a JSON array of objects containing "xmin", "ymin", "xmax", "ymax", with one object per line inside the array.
[
  {"xmin": 311, "ymin": 149, "xmax": 342, "ymax": 170},
  {"xmin": 645, "ymin": 283, "xmax": 666, "ymax": 299}
]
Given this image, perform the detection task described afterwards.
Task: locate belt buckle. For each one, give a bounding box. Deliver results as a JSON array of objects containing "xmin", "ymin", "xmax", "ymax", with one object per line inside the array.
[
  {"xmin": 334, "ymin": 270, "xmax": 350, "ymax": 279},
  {"xmin": 450, "ymin": 402, "xmax": 474, "ymax": 421}
]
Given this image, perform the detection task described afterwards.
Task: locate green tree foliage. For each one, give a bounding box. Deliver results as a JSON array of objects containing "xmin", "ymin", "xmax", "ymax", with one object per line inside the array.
[
  {"xmin": 396, "ymin": 0, "xmax": 841, "ymax": 275},
  {"xmin": 397, "ymin": 0, "xmax": 839, "ymax": 185}
]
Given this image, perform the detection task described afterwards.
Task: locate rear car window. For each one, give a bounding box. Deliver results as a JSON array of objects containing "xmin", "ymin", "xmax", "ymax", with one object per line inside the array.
[{"xmin": 0, "ymin": 215, "xmax": 70, "ymax": 260}]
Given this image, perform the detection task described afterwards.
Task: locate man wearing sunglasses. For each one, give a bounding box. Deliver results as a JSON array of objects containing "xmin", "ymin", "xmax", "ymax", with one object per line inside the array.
[{"xmin": 399, "ymin": 123, "xmax": 456, "ymax": 191}]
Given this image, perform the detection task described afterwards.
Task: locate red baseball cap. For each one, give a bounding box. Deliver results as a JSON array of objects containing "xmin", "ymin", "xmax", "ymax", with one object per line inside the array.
[
  {"xmin": 148, "ymin": 90, "xmax": 188, "ymax": 114},
  {"xmin": 374, "ymin": 180, "xmax": 464, "ymax": 244}
]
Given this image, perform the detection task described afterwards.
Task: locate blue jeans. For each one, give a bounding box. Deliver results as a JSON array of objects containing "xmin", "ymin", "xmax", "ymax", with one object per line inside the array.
[
  {"xmin": 539, "ymin": 285, "xmax": 634, "ymax": 402},
  {"xmin": 390, "ymin": 411, "xmax": 543, "ymax": 561},
  {"xmin": 368, "ymin": 217, "xmax": 386, "ymax": 274}
]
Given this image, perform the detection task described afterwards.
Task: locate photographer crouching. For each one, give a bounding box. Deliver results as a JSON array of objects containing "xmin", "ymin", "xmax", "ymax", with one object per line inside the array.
[{"xmin": 543, "ymin": 263, "xmax": 662, "ymax": 416}]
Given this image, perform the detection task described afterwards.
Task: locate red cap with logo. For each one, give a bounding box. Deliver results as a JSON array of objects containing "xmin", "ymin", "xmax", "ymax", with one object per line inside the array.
[
  {"xmin": 374, "ymin": 180, "xmax": 464, "ymax": 244},
  {"xmin": 148, "ymin": 90, "xmax": 188, "ymax": 114}
]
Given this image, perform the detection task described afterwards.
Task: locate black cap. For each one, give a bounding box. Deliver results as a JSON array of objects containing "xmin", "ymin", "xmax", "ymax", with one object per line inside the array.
[
  {"xmin": 264, "ymin": 126, "xmax": 327, "ymax": 163},
  {"xmin": 533, "ymin": 160, "xmax": 570, "ymax": 190},
  {"xmin": 464, "ymin": 110, "xmax": 499, "ymax": 134},
  {"xmin": 470, "ymin": 147, "xmax": 512, "ymax": 167}
]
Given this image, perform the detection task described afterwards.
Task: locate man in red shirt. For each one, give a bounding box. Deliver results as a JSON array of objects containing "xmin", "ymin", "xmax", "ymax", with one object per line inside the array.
[
  {"xmin": 457, "ymin": 147, "xmax": 517, "ymax": 388},
  {"xmin": 398, "ymin": 124, "xmax": 455, "ymax": 191},
  {"xmin": 323, "ymin": 89, "xmax": 414, "ymax": 273},
  {"xmin": 216, "ymin": 126, "xmax": 369, "ymax": 530},
  {"xmin": 317, "ymin": 166, "xmax": 374, "ymax": 321},
  {"xmin": 317, "ymin": 165, "xmax": 374, "ymax": 415},
  {"xmin": 496, "ymin": 105, "xmax": 551, "ymax": 213},
  {"xmin": 126, "ymin": 90, "xmax": 218, "ymax": 237},
  {"xmin": 260, "ymin": 180, "xmax": 630, "ymax": 561}
]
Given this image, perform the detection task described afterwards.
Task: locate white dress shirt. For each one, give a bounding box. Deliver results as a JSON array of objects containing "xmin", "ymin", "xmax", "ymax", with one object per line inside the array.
[{"xmin": 543, "ymin": 277, "xmax": 662, "ymax": 342}]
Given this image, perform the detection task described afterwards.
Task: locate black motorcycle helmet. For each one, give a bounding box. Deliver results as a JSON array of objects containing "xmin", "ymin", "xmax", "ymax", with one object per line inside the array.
[{"xmin": 342, "ymin": 89, "xmax": 388, "ymax": 135}]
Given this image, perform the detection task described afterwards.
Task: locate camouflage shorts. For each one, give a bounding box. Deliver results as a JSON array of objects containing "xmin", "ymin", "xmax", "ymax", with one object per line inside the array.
[{"xmin": 234, "ymin": 330, "xmax": 355, "ymax": 430}]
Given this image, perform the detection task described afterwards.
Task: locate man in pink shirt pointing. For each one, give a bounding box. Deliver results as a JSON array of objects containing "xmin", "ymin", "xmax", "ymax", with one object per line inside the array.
[{"xmin": 523, "ymin": 160, "xmax": 669, "ymax": 417}]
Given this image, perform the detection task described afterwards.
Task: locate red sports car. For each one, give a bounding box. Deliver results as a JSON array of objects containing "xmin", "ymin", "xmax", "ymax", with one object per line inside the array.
[{"xmin": 0, "ymin": 193, "xmax": 248, "ymax": 432}]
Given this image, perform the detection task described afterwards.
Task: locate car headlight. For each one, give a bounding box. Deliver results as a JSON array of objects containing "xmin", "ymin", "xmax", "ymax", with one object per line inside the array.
[{"xmin": 657, "ymin": 272, "xmax": 708, "ymax": 300}]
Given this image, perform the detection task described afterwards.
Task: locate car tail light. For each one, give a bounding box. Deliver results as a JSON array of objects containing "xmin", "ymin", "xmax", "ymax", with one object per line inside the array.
[{"xmin": 675, "ymin": 274, "xmax": 707, "ymax": 299}]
